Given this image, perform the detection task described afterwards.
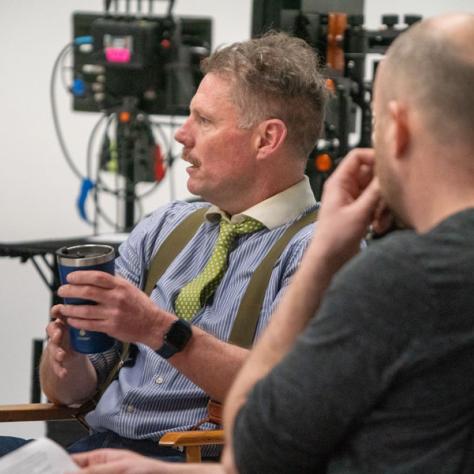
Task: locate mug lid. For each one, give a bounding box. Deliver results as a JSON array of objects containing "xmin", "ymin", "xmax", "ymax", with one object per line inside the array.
[{"xmin": 56, "ymin": 244, "xmax": 115, "ymax": 266}]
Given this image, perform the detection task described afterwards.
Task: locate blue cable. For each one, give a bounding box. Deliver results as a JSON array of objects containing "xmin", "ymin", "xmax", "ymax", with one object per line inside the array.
[{"xmin": 77, "ymin": 178, "xmax": 95, "ymax": 222}]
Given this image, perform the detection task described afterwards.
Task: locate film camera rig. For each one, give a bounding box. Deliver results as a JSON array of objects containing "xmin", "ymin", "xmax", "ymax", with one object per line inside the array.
[
  {"xmin": 72, "ymin": 1, "xmax": 211, "ymax": 116},
  {"xmin": 252, "ymin": 0, "xmax": 421, "ymax": 199},
  {"xmin": 66, "ymin": 0, "xmax": 211, "ymax": 230}
]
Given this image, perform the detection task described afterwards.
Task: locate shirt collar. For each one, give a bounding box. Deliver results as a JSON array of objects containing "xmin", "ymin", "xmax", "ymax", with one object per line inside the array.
[{"xmin": 205, "ymin": 176, "xmax": 316, "ymax": 230}]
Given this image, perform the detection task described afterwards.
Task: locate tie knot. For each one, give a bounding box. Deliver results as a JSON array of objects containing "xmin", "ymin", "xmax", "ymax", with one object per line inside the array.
[{"xmin": 220, "ymin": 217, "xmax": 264, "ymax": 238}]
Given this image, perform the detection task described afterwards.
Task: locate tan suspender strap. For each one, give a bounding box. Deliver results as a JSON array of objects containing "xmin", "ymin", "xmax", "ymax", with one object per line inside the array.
[
  {"xmin": 143, "ymin": 207, "xmax": 209, "ymax": 296},
  {"xmin": 81, "ymin": 206, "xmax": 316, "ymax": 414},
  {"xmin": 228, "ymin": 208, "xmax": 318, "ymax": 348},
  {"xmin": 82, "ymin": 207, "xmax": 209, "ymax": 410}
]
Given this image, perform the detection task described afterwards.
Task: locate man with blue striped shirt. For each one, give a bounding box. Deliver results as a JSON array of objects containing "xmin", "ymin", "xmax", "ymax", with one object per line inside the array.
[{"xmin": 0, "ymin": 32, "xmax": 326, "ymax": 459}]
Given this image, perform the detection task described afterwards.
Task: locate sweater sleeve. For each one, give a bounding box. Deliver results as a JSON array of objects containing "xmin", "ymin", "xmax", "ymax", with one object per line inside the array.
[{"xmin": 233, "ymin": 238, "xmax": 432, "ymax": 474}]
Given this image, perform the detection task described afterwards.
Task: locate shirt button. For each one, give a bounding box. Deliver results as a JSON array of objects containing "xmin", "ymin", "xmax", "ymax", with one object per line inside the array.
[
  {"xmin": 126, "ymin": 405, "xmax": 135, "ymax": 413},
  {"xmin": 155, "ymin": 376, "xmax": 164, "ymax": 384}
]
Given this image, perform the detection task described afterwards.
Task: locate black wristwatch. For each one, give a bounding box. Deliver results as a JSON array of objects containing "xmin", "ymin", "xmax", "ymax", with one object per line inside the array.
[{"xmin": 156, "ymin": 319, "xmax": 192, "ymax": 359}]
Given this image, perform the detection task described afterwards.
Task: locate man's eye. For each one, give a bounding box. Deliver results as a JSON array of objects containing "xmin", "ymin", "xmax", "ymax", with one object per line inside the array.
[{"xmin": 198, "ymin": 115, "xmax": 210, "ymax": 125}]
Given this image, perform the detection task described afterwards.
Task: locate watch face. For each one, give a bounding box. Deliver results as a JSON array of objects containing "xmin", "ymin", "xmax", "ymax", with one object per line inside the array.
[{"xmin": 166, "ymin": 320, "xmax": 192, "ymax": 349}]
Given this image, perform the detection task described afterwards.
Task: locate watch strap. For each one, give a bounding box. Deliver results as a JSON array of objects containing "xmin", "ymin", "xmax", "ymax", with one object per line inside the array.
[
  {"xmin": 156, "ymin": 319, "xmax": 192, "ymax": 359},
  {"xmin": 156, "ymin": 342, "xmax": 179, "ymax": 359}
]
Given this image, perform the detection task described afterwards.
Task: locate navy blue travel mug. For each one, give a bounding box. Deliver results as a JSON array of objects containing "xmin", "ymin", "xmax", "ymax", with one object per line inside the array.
[{"xmin": 56, "ymin": 244, "xmax": 116, "ymax": 354}]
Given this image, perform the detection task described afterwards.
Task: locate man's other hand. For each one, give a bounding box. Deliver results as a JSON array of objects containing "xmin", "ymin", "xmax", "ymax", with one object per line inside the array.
[
  {"xmin": 316, "ymin": 148, "xmax": 382, "ymax": 268},
  {"xmin": 44, "ymin": 316, "xmax": 81, "ymax": 379},
  {"xmin": 53, "ymin": 272, "xmax": 172, "ymax": 350}
]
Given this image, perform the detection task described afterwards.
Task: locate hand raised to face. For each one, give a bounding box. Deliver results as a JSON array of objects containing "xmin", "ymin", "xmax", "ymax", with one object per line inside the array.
[{"xmin": 314, "ymin": 148, "xmax": 382, "ymax": 268}]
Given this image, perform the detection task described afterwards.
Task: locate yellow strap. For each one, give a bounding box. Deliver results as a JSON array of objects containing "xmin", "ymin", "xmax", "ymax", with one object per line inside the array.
[{"xmin": 229, "ymin": 208, "xmax": 318, "ymax": 348}]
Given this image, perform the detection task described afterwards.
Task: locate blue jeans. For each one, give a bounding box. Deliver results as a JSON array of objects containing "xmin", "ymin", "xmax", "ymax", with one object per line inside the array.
[
  {"xmin": 0, "ymin": 437, "xmax": 32, "ymax": 456},
  {"xmin": 0, "ymin": 432, "xmax": 184, "ymax": 461}
]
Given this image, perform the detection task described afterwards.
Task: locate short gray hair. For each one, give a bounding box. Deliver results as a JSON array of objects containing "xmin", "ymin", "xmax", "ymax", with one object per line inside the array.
[{"xmin": 201, "ymin": 31, "xmax": 327, "ymax": 157}]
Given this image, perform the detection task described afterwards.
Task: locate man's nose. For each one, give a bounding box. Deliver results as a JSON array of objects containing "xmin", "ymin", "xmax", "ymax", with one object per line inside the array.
[{"xmin": 175, "ymin": 118, "xmax": 191, "ymax": 145}]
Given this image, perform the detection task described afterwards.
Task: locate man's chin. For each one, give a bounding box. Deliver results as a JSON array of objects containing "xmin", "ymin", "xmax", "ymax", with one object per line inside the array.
[{"xmin": 186, "ymin": 181, "xmax": 205, "ymax": 200}]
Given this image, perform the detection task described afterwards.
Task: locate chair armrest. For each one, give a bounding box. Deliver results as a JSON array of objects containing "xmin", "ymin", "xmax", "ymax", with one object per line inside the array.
[
  {"xmin": 160, "ymin": 430, "xmax": 224, "ymax": 463},
  {"xmin": 0, "ymin": 403, "xmax": 81, "ymax": 422},
  {"xmin": 159, "ymin": 430, "xmax": 225, "ymax": 448}
]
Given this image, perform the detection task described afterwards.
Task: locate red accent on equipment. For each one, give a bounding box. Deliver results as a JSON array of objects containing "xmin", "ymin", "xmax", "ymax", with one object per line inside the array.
[{"xmin": 154, "ymin": 144, "xmax": 166, "ymax": 182}]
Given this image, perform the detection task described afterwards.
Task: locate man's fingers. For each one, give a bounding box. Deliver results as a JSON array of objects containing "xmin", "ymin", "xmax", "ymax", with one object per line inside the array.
[
  {"xmin": 72, "ymin": 449, "xmax": 131, "ymax": 465},
  {"xmin": 57, "ymin": 302, "xmax": 107, "ymax": 323},
  {"xmin": 71, "ymin": 449, "xmax": 139, "ymax": 473},
  {"xmin": 45, "ymin": 316, "xmax": 75, "ymax": 370},
  {"xmin": 46, "ymin": 319, "xmax": 65, "ymax": 343},
  {"xmin": 55, "ymin": 348, "xmax": 66, "ymax": 363},
  {"xmin": 322, "ymin": 148, "xmax": 375, "ymax": 201},
  {"xmin": 50, "ymin": 307, "xmax": 69, "ymax": 328},
  {"xmin": 335, "ymin": 148, "xmax": 375, "ymax": 178},
  {"xmin": 71, "ymin": 450, "xmax": 108, "ymax": 467},
  {"xmin": 357, "ymin": 163, "xmax": 375, "ymax": 191},
  {"xmin": 50, "ymin": 304, "xmax": 65, "ymax": 320},
  {"xmin": 351, "ymin": 178, "xmax": 380, "ymax": 227},
  {"xmin": 69, "ymin": 465, "xmax": 117, "ymax": 474},
  {"xmin": 67, "ymin": 316, "xmax": 108, "ymax": 333},
  {"xmin": 66, "ymin": 270, "xmax": 116, "ymax": 289},
  {"xmin": 46, "ymin": 321, "xmax": 58, "ymax": 340},
  {"xmin": 352, "ymin": 177, "xmax": 381, "ymax": 220},
  {"xmin": 46, "ymin": 342, "xmax": 69, "ymax": 379},
  {"xmin": 52, "ymin": 362, "xmax": 68, "ymax": 379},
  {"xmin": 58, "ymin": 284, "xmax": 108, "ymax": 304}
]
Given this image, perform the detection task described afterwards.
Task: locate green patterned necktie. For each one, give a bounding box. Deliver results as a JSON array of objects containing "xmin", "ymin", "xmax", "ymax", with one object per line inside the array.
[{"xmin": 174, "ymin": 217, "xmax": 264, "ymax": 321}]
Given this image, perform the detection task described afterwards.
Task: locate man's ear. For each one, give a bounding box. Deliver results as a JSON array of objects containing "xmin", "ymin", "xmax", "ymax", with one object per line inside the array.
[
  {"xmin": 254, "ymin": 119, "xmax": 288, "ymax": 160},
  {"xmin": 387, "ymin": 100, "xmax": 410, "ymax": 159}
]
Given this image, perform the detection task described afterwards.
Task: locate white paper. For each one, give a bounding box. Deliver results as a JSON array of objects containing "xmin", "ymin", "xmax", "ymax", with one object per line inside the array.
[{"xmin": 0, "ymin": 438, "xmax": 78, "ymax": 474}]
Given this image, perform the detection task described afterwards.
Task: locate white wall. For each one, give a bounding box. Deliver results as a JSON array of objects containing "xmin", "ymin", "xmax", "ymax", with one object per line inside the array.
[
  {"xmin": 0, "ymin": 0, "xmax": 472, "ymax": 440},
  {"xmin": 0, "ymin": 0, "xmax": 253, "ymax": 439}
]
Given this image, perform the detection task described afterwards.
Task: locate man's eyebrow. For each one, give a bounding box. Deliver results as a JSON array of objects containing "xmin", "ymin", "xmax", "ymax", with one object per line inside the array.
[
  {"xmin": 190, "ymin": 103, "xmax": 215, "ymax": 119},
  {"xmin": 189, "ymin": 100, "xmax": 203, "ymax": 114}
]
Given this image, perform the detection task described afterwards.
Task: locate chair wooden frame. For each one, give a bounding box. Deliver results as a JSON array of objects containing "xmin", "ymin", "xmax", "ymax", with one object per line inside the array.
[
  {"xmin": 160, "ymin": 399, "xmax": 224, "ymax": 462},
  {"xmin": 160, "ymin": 429, "xmax": 224, "ymax": 462},
  {"xmin": 0, "ymin": 403, "xmax": 82, "ymax": 423},
  {"xmin": 0, "ymin": 401, "xmax": 224, "ymax": 463}
]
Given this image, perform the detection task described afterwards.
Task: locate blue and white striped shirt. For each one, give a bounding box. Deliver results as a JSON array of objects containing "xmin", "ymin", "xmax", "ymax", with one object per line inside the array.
[{"xmin": 86, "ymin": 178, "xmax": 317, "ymax": 441}]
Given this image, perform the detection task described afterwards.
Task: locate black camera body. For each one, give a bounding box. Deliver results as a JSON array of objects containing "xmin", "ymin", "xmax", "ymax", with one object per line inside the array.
[
  {"xmin": 252, "ymin": 0, "xmax": 421, "ymax": 199},
  {"xmin": 72, "ymin": 12, "xmax": 212, "ymax": 116}
]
